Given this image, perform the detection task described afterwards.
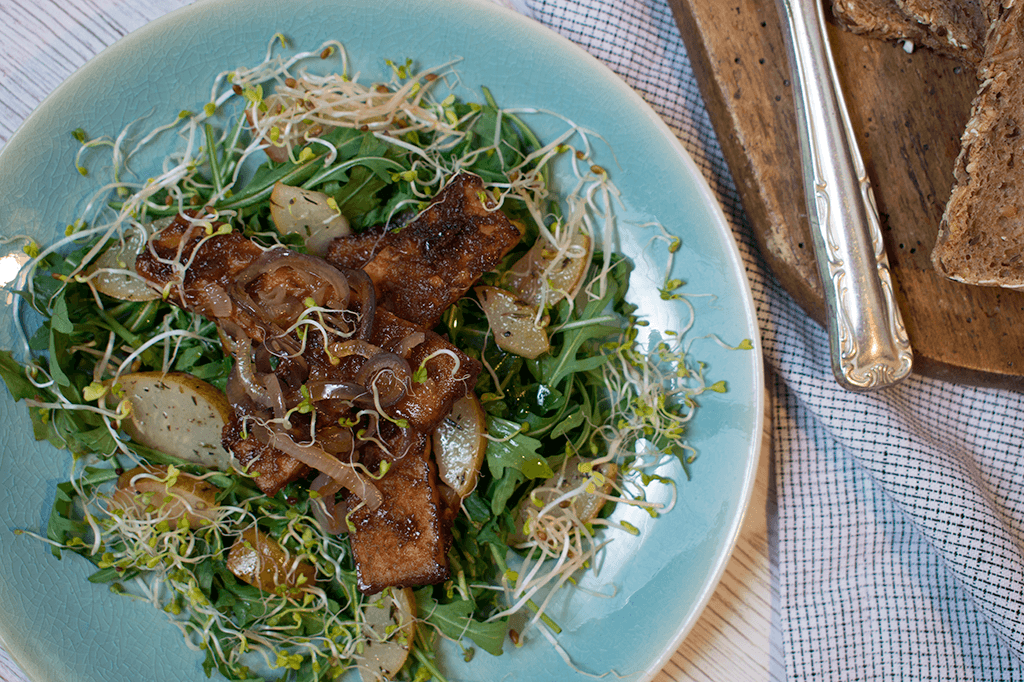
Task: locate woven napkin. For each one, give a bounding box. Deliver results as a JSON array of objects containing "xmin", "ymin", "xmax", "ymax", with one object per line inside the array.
[{"xmin": 523, "ymin": 0, "xmax": 1024, "ymax": 679}]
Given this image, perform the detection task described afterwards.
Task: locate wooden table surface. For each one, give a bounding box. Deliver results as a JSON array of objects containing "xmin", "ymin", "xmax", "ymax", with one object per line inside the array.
[{"xmin": 0, "ymin": 1, "xmax": 779, "ymax": 680}]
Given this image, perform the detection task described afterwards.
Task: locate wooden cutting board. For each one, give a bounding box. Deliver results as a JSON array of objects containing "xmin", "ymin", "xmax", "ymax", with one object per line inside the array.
[{"xmin": 668, "ymin": 0, "xmax": 1024, "ymax": 389}]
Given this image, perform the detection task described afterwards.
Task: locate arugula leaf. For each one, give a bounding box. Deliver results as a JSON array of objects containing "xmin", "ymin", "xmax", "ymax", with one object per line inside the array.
[
  {"xmin": 487, "ymin": 468, "xmax": 524, "ymax": 520},
  {"xmin": 486, "ymin": 418, "xmax": 551, "ymax": 481},
  {"xmin": 414, "ymin": 589, "xmax": 508, "ymax": 656},
  {"xmin": 333, "ymin": 135, "xmax": 398, "ymax": 219},
  {"xmin": 46, "ymin": 463, "xmax": 120, "ymax": 560},
  {"xmin": 550, "ymin": 407, "xmax": 585, "ymax": 439},
  {"xmin": 461, "ymin": 491, "xmax": 492, "ymax": 524},
  {"xmin": 87, "ymin": 566, "xmax": 130, "ymax": 583},
  {"xmin": 47, "ymin": 326, "xmax": 72, "ymax": 388},
  {"xmin": 46, "ymin": 481, "xmax": 83, "ymax": 558},
  {"xmin": 453, "ymin": 104, "xmax": 532, "ymax": 183},
  {"xmin": 537, "ymin": 268, "xmax": 628, "ymax": 389},
  {"xmin": 50, "ymin": 292, "xmax": 74, "ymax": 335},
  {"xmin": 485, "ymin": 417, "xmax": 552, "ymax": 515},
  {"xmin": 27, "ymin": 318, "xmax": 49, "ymax": 352},
  {"xmin": 0, "ymin": 351, "xmax": 39, "ymax": 401},
  {"xmin": 218, "ymin": 156, "xmax": 324, "ymax": 211}
]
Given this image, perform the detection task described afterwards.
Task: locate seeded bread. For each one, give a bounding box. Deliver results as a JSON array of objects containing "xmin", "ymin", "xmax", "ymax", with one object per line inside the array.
[
  {"xmin": 832, "ymin": 0, "xmax": 952, "ymax": 49},
  {"xmin": 931, "ymin": 3, "xmax": 1024, "ymax": 287},
  {"xmin": 896, "ymin": 0, "xmax": 988, "ymax": 63},
  {"xmin": 831, "ymin": 0, "xmax": 984, "ymax": 62}
]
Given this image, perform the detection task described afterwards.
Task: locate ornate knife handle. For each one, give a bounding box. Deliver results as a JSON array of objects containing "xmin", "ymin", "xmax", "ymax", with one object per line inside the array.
[{"xmin": 776, "ymin": 0, "xmax": 913, "ymax": 390}]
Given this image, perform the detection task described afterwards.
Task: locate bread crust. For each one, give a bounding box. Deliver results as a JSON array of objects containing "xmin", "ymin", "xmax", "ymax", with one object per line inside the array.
[
  {"xmin": 932, "ymin": 2, "xmax": 1024, "ymax": 287},
  {"xmin": 831, "ymin": 0, "xmax": 985, "ymax": 62},
  {"xmin": 896, "ymin": 0, "xmax": 988, "ymax": 63},
  {"xmin": 831, "ymin": 0, "xmax": 920, "ymax": 37}
]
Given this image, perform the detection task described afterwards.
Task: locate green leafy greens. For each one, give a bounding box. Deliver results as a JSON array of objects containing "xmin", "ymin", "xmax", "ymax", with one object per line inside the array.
[{"xmin": 0, "ymin": 37, "xmax": 746, "ymax": 682}]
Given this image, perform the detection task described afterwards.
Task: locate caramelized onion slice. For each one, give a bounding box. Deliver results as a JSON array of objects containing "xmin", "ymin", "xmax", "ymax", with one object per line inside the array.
[
  {"xmin": 228, "ymin": 337, "xmax": 278, "ymax": 409},
  {"xmin": 329, "ymin": 339, "xmax": 383, "ymax": 360},
  {"xmin": 306, "ymin": 379, "xmax": 367, "ymax": 403},
  {"xmin": 396, "ymin": 332, "xmax": 426, "ymax": 359},
  {"xmin": 232, "ymin": 247, "xmax": 352, "ymax": 321},
  {"xmin": 355, "ymin": 352, "xmax": 411, "ymax": 408},
  {"xmin": 343, "ymin": 268, "xmax": 376, "ymax": 340},
  {"xmin": 267, "ymin": 429, "xmax": 382, "ymax": 511},
  {"xmin": 310, "ymin": 472, "xmax": 347, "ymax": 535},
  {"xmin": 315, "ymin": 425, "xmax": 357, "ymax": 456}
]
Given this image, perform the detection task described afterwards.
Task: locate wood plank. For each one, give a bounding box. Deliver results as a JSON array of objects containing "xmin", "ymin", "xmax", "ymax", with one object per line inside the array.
[{"xmin": 668, "ymin": 0, "xmax": 1024, "ymax": 388}]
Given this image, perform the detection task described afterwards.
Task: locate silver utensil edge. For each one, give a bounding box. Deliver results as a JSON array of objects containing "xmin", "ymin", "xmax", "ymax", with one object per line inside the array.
[{"xmin": 776, "ymin": 0, "xmax": 914, "ymax": 390}]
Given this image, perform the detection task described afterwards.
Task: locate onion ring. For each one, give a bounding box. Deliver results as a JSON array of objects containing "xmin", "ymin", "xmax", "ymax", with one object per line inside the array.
[
  {"xmin": 342, "ymin": 268, "xmax": 376, "ymax": 340},
  {"xmin": 265, "ymin": 333, "xmax": 303, "ymax": 359},
  {"xmin": 263, "ymin": 372, "xmax": 286, "ymax": 420},
  {"xmin": 224, "ymin": 366, "xmax": 263, "ymax": 416},
  {"xmin": 314, "ymin": 424, "xmax": 356, "ymax": 456},
  {"xmin": 355, "ymin": 352, "xmax": 411, "ymax": 408},
  {"xmin": 387, "ymin": 424, "xmax": 418, "ymax": 461},
  {"xmin": 309, "ymin": 472, "xmax": 346, "ymax": 535},
  {"xmin": 267, "ymin": 428, "xmax": 382, "ymax": 511},
  {"xmin": 233, "ymin": 248, "xmax": 351, "ymax": 311},
  {"xmin": 228, "ymin": 337, "xmax": 276, "ymax": 408},
  {"xmin": 396, "ymin": 331, "xmax": 427, "ymax": 359},
  {"xmin": 198, "ymin": 283, "xmax": 233, "ymax": 318},
  {"xmin": 306, "ymin": 379, "xmax": 368, "ymax": 403},
  {"xmin": 328, "ymin": 339, "xmax": 382, "ymax": 360}
]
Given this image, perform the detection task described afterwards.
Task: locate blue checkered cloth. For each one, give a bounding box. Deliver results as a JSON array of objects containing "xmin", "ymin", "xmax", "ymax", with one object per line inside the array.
[{"xmin": 523, "ymin": 0, "xmax": 1024, "ymax": 679}]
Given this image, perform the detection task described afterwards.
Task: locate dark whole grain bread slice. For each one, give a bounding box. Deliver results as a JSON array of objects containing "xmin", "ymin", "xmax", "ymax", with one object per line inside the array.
[
  {"xmin": 831, "ymin": 0, "xmax": 984, "ymax": 62},
  {"xmin": 931, "ymin": 2, "xmax": 1024, "ymax": 287},
  {"xmin": 896, "ymin": 0, "xmax": 989, "ymax": 63},
  {"xmin": 831, "ymin": 0, "xmax": 935, "ymax": 43}
]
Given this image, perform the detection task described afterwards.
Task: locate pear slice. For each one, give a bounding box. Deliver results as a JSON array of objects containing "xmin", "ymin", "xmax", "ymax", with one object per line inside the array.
[
  {"xmin": 226, "ymin": 527, "xmax": 317, "ymax": 598},
  {"xmin": 108, "ymin": 465, "xmax": 220, "ymax": 528},
  {"xmin": 112, "ymin": 371, "xmax": 234, "ymax": 470},
  {"xmin": 506, "ymin": 230, "xmax": 591, "ymax": 308},
  {"xmin": 475, "ymin": 285, "xmax": 550, "ymax": 359},
  {"xmin": 433, "ymin": 393, "xmax": 487, "ymax": 497},
  {"xmin": 357, "ymin": 587, "xmax": 417, "ymax": 682},
  {"xmin": 88, "ymin": 218, "xmax": 172, "ymax": 301},
  {"xmin": 269, "ymin": 182, "xmax": 350, "ymax": 255}
]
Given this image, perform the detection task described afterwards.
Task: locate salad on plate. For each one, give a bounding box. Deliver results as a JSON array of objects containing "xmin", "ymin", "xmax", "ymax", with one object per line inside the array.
[{"xmin": 0, "ymin": 37, "xmax": 746, "ymax": 682}]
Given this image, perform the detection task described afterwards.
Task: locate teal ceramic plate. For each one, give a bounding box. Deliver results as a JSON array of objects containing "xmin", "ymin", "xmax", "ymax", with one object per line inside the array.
[{"xmin": 0, "ymin": 1, "xmax": 763, "ymax": 680}]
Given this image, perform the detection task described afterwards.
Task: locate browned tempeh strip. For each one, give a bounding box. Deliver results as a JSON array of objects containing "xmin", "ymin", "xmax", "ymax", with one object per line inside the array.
[
  {"xmin": 344, "ymin": 432, "xmax": 451, "ymax": 594},
  {"xmin": 326, "ymin": 172, "xmax": 522, "ymax": 329}
]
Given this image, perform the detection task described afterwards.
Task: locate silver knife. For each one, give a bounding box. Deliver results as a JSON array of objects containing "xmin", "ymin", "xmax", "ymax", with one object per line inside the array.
[{"xmin": 776, "ymin": 0, "xmax": 914, "ymax": 390}]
